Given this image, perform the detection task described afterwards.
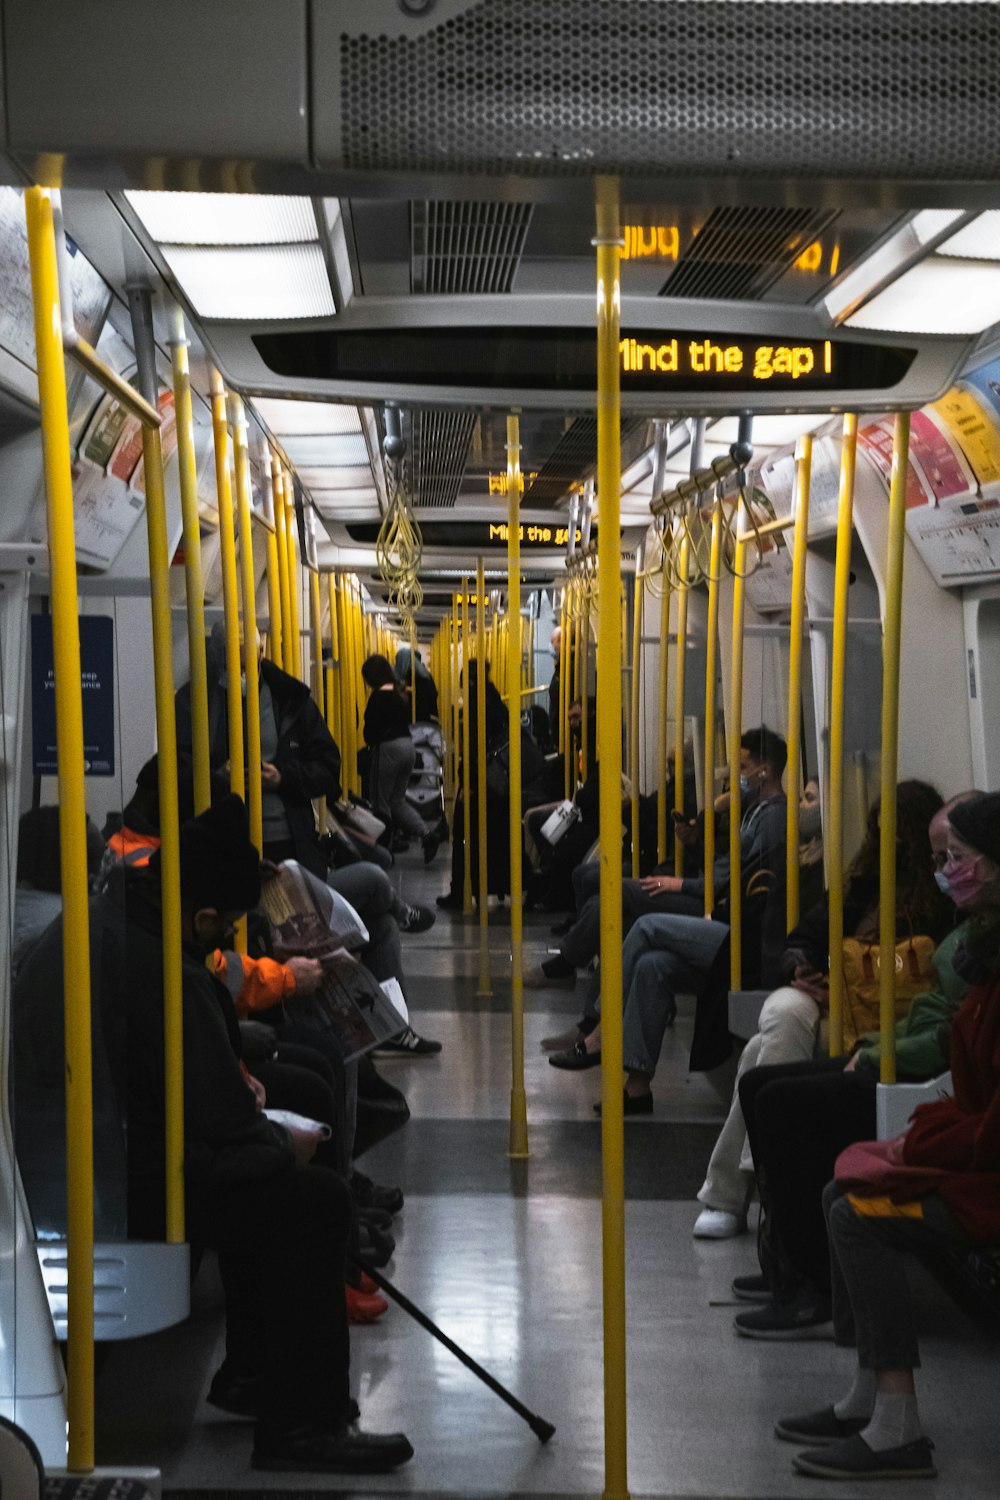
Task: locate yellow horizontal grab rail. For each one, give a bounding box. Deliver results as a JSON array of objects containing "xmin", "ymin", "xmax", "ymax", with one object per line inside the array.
[
  {"xmin": 736, "ymin": 515, "xmax": 795, "ymax": 545},
  {"xmin": 66, "ymin": 335, "xmax": 162, "ymax": 428}
]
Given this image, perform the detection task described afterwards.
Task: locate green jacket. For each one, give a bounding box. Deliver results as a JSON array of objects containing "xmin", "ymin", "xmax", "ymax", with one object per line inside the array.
[{"xmin": 855, "ymin": 922, "xmax": 969, "ymax": 1079}]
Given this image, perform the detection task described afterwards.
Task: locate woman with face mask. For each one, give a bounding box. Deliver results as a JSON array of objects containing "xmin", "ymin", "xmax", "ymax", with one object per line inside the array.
[
  {"xmin": 779, "ymin": 789, "xmax": 1000, "ymax": 1480},
  {"xmin": 694, "ymin": 780, "xmax": 952, "ymax": 1241}
]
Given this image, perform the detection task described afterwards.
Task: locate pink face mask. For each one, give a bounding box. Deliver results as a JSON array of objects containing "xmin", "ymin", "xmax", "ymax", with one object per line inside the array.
[{"xmin": 945, "ymin": 855, "xmax": 990, "ymax": 907}]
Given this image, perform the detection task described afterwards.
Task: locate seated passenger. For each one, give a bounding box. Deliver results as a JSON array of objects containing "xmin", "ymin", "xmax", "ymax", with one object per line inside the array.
[
  {"xmin": 362, "ymin": 652, "xmax": 442, "ymax": 861},
  {"xmin": 176, "ymin": 622, "xmax": 341, "ymax": 877},
  {"xmin": 693, "ymin": 780, "xmax": 951, "ymax": 1239},
  {"xmin": 732, "ymin": 791, "xmax": 992, "ymax": 1340},
  {"xmin": 527, "ymin": 727, "xmax": 787, "ymax": 1005},
  {"xmin": 774, "ymin": 796, "xmax": 1000, "ymax": 1480},
  {"xmin": 14, "ymin": 805, "xmax": 104, "ymax": 965},
  {"xmin": 31, "ymin": 792, "xmax": 412, "ymax": 1472}
]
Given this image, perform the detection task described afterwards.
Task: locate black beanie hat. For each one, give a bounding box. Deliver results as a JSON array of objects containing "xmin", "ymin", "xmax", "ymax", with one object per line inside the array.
[
  {"xmin": 948, "ymin": 791, "xmax": 1000, "ymax": 867},
  {"xmin": 150, "ymin": 793, "xmax": 261, "ymax": 915}
]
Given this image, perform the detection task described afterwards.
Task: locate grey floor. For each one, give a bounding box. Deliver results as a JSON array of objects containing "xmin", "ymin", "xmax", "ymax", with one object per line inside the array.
[{"xmin": 97, "ymin": 850, "xmax": 1000, "ymax": 1499}]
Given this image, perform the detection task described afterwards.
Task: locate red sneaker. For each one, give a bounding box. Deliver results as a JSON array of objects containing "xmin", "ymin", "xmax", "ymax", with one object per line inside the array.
[{"xmin": 346, "ymin": 1285, "xmax": 389, "ymax": 1324}]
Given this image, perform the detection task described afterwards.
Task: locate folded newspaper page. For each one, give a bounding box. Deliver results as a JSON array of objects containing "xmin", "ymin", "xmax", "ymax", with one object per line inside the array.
[{"xmin": 258, "ymin": 862, "xmax": 405, "ymax": 1061}]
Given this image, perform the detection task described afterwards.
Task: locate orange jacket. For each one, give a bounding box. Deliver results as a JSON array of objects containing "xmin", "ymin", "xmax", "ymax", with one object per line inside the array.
[{"xmin": 107, "ymin": 825, "xmax": 296, "ymax": 1016}]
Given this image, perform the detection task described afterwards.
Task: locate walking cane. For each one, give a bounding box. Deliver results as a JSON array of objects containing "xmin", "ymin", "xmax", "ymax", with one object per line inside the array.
[{"xmin": 349, "ymin": 1257, "xmax": 556, "ymax": 1443}]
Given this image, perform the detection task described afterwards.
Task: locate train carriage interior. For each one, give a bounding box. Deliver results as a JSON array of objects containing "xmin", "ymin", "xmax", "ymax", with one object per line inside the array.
[{"xmin": 1, "ymin": 1, "xmax": 1000, "ymax": 1496}]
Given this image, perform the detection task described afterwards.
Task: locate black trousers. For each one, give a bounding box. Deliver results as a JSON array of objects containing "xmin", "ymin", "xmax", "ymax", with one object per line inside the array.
[
  {"xmin": 186, "ymin": 1164, "xmax": 354, "ymax": 1437},
  {"xmin": 251, "ymin": 1043, "xmax": 347, "ymax": 1175},
  {"xmin": 739, "ymin": 1056, "xmax": 878, "ymax": 1296}
]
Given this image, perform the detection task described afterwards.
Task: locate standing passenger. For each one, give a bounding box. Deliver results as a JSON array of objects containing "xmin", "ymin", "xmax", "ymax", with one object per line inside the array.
[{"xmin": 362, "ymin": 653, "xmax": 441, "ymax": 862}]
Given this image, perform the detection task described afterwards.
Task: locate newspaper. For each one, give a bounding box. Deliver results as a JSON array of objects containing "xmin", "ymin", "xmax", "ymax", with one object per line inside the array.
[{"xmin": 258, "ymin": 862, "xmax": 405, "ymax": 1061}]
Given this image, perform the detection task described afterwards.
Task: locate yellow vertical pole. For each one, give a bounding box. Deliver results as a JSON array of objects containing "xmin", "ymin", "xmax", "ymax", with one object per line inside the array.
[
  {"xmin": 461, "ymin": 581, "xmax": 474, "ymax": 915},
  {"xmin": 344, "ymin": 577, "xmax": 359, "ymax": 798},
  {"xmin": 231, "ymin": 394, "xmax": 263, "ymax": 853},
  {"xmin": 452, "ymin": 598, "xmax": 461, "ymax": 810},
  {"xmin": 560, "ymin": 587, "xmax": 571, "ymax": 796},
  {"xmin": 168, "ymin": 309, "xmax": 211, "ymax": 815},
  {"xmin": 410, "ymin": 619, "xmax": 418, "ymax": 723},
  {"xmin": 595, "ymin": 176, "xmax": 629, "ymax": 1500},
  {"xmin": 673, "ymin": 539, "xmax": 690, "ymax": 877},
  {"xmin": 572, "ymin": 586, "xmax": 583, "ymax": 784},
  {"xmin": 26, "ymin": 185, "xmax": 95, "ymax": 1474},
  {"xmin": 879, "ymin": 412, "xmax": 910, "ymax": 1085},
  {"xmin": 703, "ymin": 501, "xmax": 723, "ymax": 916},
  {"xmin": 785, "ymin": 433, "xmax": 813, "ymax": 930},
  {"xmin": 128, "ymin": 289, "xmax": 187, "ymax": 1252},
  {"xmin": 506, "ymin": 414, "xmax": 528, "ymax": 1159},
  {"xmin": 332, "ymin": 573, "xmax": 344, "ymax": 762},
  {"xmin": 828, "ymin": 414, "xmax": 859, "ymax": 1057},
  {"xmin": 581, "ymin": 590, "xmax": 591, "ymax": 782},
  {"xmin": 656, "ymin": 556, "xmax": 671, "ymax": 865},
  {"xmin": 728, "ymin": 504, "xmax": 747, "ymax": 990},
  {"xmin": 210, "ymin": 374, "xmax": 245, "ymax": 805},
  {"xmin": 284, "ymin": 473, "xmax": 303, "ymax": 680},
  {"xmin": 309, "ymin": 567, "xmax": 327, "ymax": 834},
  {"xmin": 262, "ymin": 452, "xmax": 283, "ymax": 668},
  {"xmin": 271, "ymin": 458, "xmax": 293, "ymax": 676},
  {"xmin": 476, "ymin": 557, "xmax": 492, "ymax": 995},
  {"xmin": 630, "ymin": 571, "xmax": 642, "ymax": 877}
]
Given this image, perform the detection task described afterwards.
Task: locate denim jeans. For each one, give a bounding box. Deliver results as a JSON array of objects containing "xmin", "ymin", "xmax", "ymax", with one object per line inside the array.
[{"xmin": 598, "ymin": 912, "xmax": 729, "ymax": 1077}]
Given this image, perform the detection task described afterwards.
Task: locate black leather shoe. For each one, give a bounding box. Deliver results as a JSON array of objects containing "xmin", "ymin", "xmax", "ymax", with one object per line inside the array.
[
  {"xmin": 252, "ymin": 1420, "xmax": 414, "ymax": 1474},
  {"xmin": 356, "ymin": 1220, "xmax": 395, "ymax": 1269},
  {"xmin": 549, "ymin": 1039, "xmax": 601, "ymax": 1070},
  {"xmin": 350, "ymin": 1170, "xmax": 404, "ymax": 1216},
  {"xmin": 593, "ymin": 1090, "xmax": 654, "ymax": 1117},
  {"xmin": 206, "ymin": 1363, "xmax": 262, "ymax": 1418}
]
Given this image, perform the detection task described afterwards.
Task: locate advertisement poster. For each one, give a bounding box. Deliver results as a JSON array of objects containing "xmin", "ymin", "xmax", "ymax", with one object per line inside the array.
[
  {"xmin": 31, "ymin": 614, "xmax": 115, "ymax": 776},
  {"xmin": 910, "ymin": 407, "xmax": 977, "ymax": 502},
  {"xmin": 858, "ymin": 418, "xmax": 935, "ymax": 509},
  {"xmin": 931, "ymin": 385, "xmax": 1000, "ymax": 488}
]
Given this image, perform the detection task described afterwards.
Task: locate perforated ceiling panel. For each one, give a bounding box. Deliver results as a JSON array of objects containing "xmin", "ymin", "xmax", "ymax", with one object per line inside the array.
[
  {"xmin": 409, "ymin": 407, "xmax": 477, "ymax": 507},
  {"xmin": 526, "ymin": 416, "xmax": 644, "ymax": 506},
  {"xmin": 662, "ymin": 206, "xmax": 840, "ymax": 301},
  {"xmin": 339, "ymin": 1, "xmax": 1000, "ymax": 179},
  {"xmin": 411, "ymin": 202, "xmax": 534, "ymax": 293}
]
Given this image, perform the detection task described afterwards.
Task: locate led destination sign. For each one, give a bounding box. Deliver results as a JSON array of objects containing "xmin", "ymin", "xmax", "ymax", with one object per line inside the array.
[
  {"xmin": 620, "ymin": 337, "xmax": 832, "ymax": 383},
  {"xmin": 345, "ymin": 521, "xmax": 596, "ymax": 550},
  {"xmin": 256, "ymin": 327, "xmax": 915, "ymax": 395}
]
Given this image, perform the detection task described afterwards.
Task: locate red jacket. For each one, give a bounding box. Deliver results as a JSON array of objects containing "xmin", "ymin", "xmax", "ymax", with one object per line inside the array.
[
  {"xmin": 900, "ymin": 978, "xmax": 1000, "ymax": 1242},
  {"xmin": 837, "ymin": 977, "xmax": 1000, "ymax": 1243}
]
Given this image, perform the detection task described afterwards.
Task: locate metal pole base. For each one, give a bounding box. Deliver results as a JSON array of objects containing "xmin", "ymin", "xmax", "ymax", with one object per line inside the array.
[{"xmin": 508, "ymin": 1088, "xmax": 529, "ymax": 1158}]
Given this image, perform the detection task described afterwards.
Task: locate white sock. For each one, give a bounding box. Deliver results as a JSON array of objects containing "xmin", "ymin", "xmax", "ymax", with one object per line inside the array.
[
  {"xmin": 861, "ymin": 1391, "xmax": 922, "ymax": 1452},
  {"xmin": 833, "ymin": 1368, "xmax": 877, "ymax": 1421}
]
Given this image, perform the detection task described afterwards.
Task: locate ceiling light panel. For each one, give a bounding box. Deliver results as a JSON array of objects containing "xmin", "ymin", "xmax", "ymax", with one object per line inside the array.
[
  {"xmin": 251, "ymin": 398, "xmax": 363, "ymax": 435},
  {"xmin": 278, "ymin": 434, "xmax": 371, "ymax": 467},
  {"xmin": 936, "ymin": 211, "xmax": 1000, "ymax": 261},
  {"xmin": 297, "ymin": 465, "xmax": 376, "ymax": 489},
  {"xmin": 825, "ymin": 210, "xmax": 964, "ymax": 322},
  {"xmin": 847, "ymin": 258, "xmax": 1000, "ymax": 334},
  {"xmin": 125, "ymin": 191, "xmax": 318, "ymax": 246},
  {"xmin": 160, "ymin": 244, "xmax": 335, "ymax": 320},
  {"xmin": 710, "ymin": 414, "xmax": 832, "ymax": 446},
  {"xmin": 312, "ymin": 487, "xmax": 380, "ymax": 506}
]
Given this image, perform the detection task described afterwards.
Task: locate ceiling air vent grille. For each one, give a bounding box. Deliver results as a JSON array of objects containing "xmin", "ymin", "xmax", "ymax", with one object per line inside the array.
[
  {"xmin": 339, "ymin": 0, "xmax": 1000, "ymax": 180},
  {"xmin": 526, "ymin": 416, "xmax": 644, "ymax": 507},
  {"xmin": 409, "ymin": 408, "xmax": 477, "ymax": 508},
  {"xmin": 662, "ymin": 207, "xmax": 839, "ymax": 301},
  {"xmin": 411, "ymin": 202, "xmax": 534, "ymax": 294}
]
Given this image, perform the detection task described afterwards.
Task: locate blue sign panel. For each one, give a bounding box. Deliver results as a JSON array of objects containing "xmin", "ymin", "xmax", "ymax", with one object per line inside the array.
[{"xmin": 31, "ymin": 614, "xmax": 115, "ymax": 777}]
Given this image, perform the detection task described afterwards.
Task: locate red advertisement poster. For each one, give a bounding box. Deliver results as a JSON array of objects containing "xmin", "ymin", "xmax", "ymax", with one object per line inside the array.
[
  {"xmin": 858, "ymin": 419, "xmax": 929, "ymax": 509},
  {"xmin": 909, "ymin": 408, "xmax": 976, "ymax": 502}
]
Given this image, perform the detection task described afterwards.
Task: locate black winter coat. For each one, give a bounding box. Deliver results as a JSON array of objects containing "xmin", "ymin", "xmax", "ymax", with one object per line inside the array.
[{"xmin": 176, "ymin": 656, "xmax": 341, "ymax": 878}]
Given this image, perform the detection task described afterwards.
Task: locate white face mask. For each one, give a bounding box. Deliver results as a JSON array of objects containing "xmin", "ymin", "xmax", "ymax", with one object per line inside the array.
[{"xmin": 933, "ymin": 869, "xmax": 951, "ymax": 895}]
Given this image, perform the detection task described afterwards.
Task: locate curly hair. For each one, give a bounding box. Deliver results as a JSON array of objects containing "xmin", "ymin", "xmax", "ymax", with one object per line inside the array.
[{"xmin": 847, "ymin": 778, "xmax": 952, "ymax": 939}]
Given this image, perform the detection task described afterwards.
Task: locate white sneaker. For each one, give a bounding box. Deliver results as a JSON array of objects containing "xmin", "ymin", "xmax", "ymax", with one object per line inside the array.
[{"xmin": 692, "ymin": 1207, "xmax": 747, "ymax": 1239}]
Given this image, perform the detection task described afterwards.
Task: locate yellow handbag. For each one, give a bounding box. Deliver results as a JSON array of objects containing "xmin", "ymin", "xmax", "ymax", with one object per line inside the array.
[{"xmin": 841, "ymin": 935, "xmax": 936, "ymax": 1050}]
